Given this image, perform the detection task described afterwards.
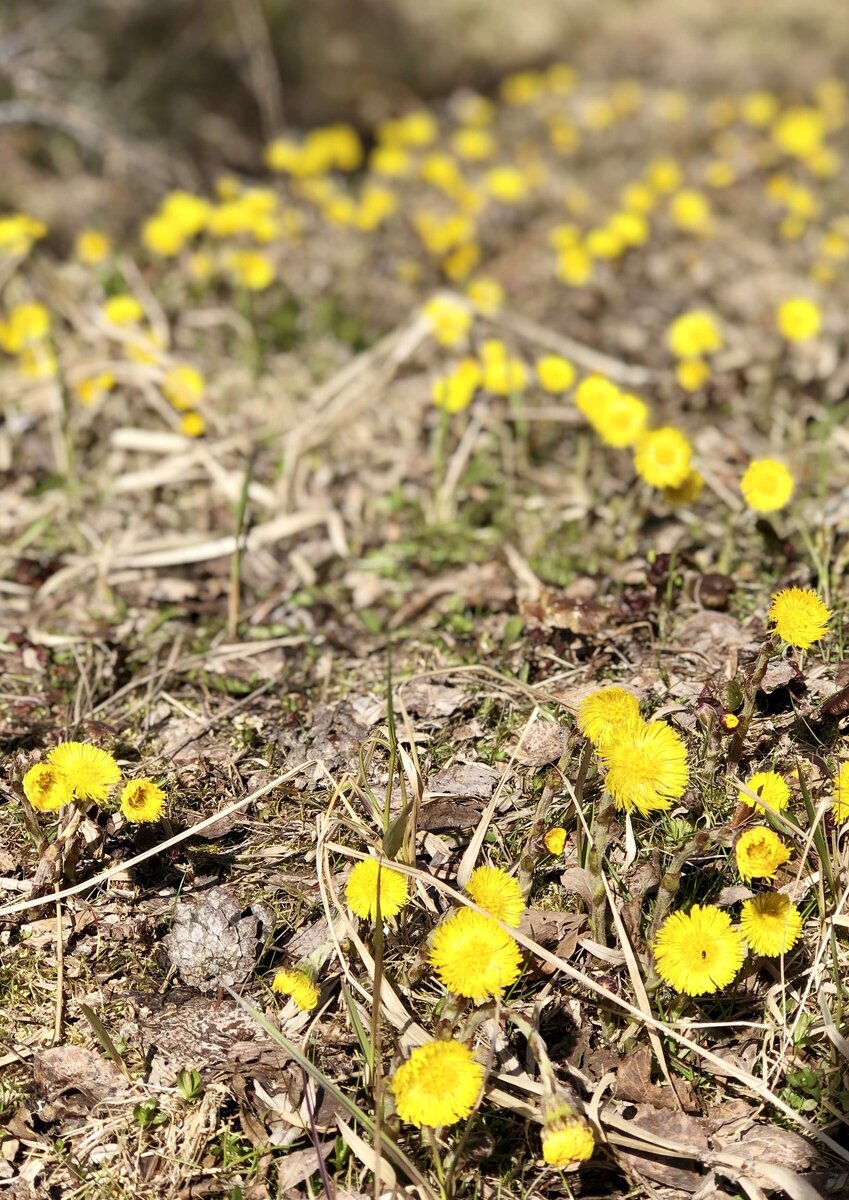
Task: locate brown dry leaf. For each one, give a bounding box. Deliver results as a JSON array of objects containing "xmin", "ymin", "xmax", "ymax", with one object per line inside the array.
[
  {"xmin": 520, "ymin": 908, "xmax": 585, "ymax": 961},
  {"xmin": 512, "ymin": 720, "xmax": 568, "ymax": 767},
  {"xmin": 519, "ymin": 589, "xmax": 611, "ymax": 634},
  {"xmin": 398, "ymin": 682, "xmax": 468, "ymax": 720},
  {"xmin": 275, "ymin": 1142, "xmax": 335, "ymax": 1190},
  {"xmin": 721, "ymin": 1125, "xmax": 822, "ymax": 1180},
  {"xmin": 559, "ymin": 866, "xmax": 595, "ymax": 906},
  {"xmin": 675, "ymin": 611, "xmax": 750, "ymax": 673},
  {"xmin": 616, "ymin": 1106, "xmax": 709, "ymax": 1193},
  {"xmin": 759, "ymin": 660, "xmax": 803, "ymax": 695},
  {"xmin": 614, "ymin": 1044, "xmax": 699, "ymax": 1113},
  {"xmin": 429, "ymin": 761, "xmax": 499, "ymax": 798}
]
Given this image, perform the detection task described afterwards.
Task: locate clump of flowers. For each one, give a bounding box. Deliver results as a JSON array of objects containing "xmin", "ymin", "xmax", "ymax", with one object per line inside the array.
[
  {"xmin": 345, "ymin": 857, "xmax": 408, "ymax": 920},
  {"xmin": 768, "ymin": 587, "xmax": 830, "ymax": 649},
  {"xmin": 390, "ymin": 1040, "xmax": 483, "ymax": 1128},
  {"xmin": 21, "ymin": 743, "xmax": 167, "ymax": 827},
  {"xmin": 653, "ymin": 904, "xmax": 746, "ymax": 995}
]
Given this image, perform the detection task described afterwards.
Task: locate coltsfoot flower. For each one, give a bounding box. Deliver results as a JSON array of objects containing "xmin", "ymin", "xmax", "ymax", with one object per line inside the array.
[
  {"xmin": 653, "ymin": 904, "xmax": 746, "ymax": 995},
  {"xmin": 429, "ymin": 908, "xmax": 522, "ymax": 1001},
  {"xmin": 272, "ymin": 966, "xmax": 319, "ymax": 1011},
  {"xmin": 541, "ymin": 1103, "xmax": 595, "ymax": 1167},
  {"xmin": 390, "ymin": 1040, "xmax": 483, "ymax": 1127},
  {"xmin": 634, "ymin": 427, "xmax": 693, "ymax": 489},
  {"xmin": 577, "ymin": 687, "xmax": 641, "ymax": 750},
  {"xmin": 768, "ymin": 588, "xmax": 830, "ymax": 649},
  {"xmin": 599, "ymin": 719, "xmax": 689, "ymax": 814},
  {"xmin": 23, "ymin": 763, "xmax": 74, "ymax": 812},
  {"xmin": 833, "ymin": 762, "xmax": 849, "ymax": 823},
  {"xmin": 465, "ymin": 866, "xmax": 525, "ymax": 926},
  {"xmin": 776, "ymin": 296, "xmax": 822, "ymax": 341},
  {"xmin": 735, "ymin": 827, "xmax": 791, "ymax": 881},
  {"xmin": 345, "ymin": 857, "xmax": 408, "ymax": 921},
  {"xmin": 46, "ymin": 742, "xmax": 121, "ymax": 804},
  {"xmin": 738, "ymin": 771, "xmax": 790, "ymax": 812},
  {"xmin": 739, "ymin": 892, "xmax": 802, "ymax": 956},
  {"xmin": 740, "ymin": 459, "xmax": 794, "ymax": 513},
  {"xmin": 120, "ymin": 778, "xmax": 166, "ymax": 823},
  {"xmin": 543, "ymin": 826, "xmax": 567, "ymax": 855}
]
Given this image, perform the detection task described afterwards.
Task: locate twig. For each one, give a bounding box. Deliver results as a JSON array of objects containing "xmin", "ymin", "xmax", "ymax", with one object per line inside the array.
[
  {"xmin": 53, "ymin": 884, "xmax": 64, "ymax": 1045},
  {"xmin": 727, "ymin": 637, "xmax": 775, "ymax": 770}
]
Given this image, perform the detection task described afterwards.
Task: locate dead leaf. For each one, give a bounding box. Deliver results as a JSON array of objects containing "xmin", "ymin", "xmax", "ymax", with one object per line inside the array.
[
  {"xmin": 512, "ymin": 721, "xmax": 568, "ymax": 767},
  {"xmin": 616, "ymin": 1106, "xmax": 709, "ymax": 1192},
  {"xmin": 519, "ymin": 589, "xmax": 611, "ymax": 634},
  {"xmin": 33, "ymin": 1045, "xmax": 132, "ymax": 1104},
  {"xmin": 614, "ymin": 1044, "xmax": 699, "ymax": 1112},
  {"xmin": 559, "ymin": 867, "xmax": 594, "ymax": 905},
  {"xmin": 429, "ymin": 761, "xmax": 499, "ymax": 798}
]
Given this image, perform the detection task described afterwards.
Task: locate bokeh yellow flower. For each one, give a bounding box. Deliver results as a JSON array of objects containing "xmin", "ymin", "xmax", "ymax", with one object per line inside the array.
[
  {"xmin": 776, "ymin": 297, "xmax": 822, "ymax": 342},
  {"xmin": 740, "ymin": 459, "xmax": 794, "ymax": 513},
  {"xmin": 634, "ymin": 427, "xmax": 693, "ymax": 489}
]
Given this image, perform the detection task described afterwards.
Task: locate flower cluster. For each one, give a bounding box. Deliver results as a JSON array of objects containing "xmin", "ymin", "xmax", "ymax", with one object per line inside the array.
[{"xmin": 22, "ymin": 742, "xmax": 165, "ymax": 823}]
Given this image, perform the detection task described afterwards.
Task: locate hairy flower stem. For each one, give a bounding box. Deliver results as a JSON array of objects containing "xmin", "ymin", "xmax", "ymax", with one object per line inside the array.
[
  {"xmin": 726, "ymin": 636, "xmax": 776, "ymax": 771},
  {"xmin": 588, "ymin": 796, "xmax": 617, "ymax": 946}
]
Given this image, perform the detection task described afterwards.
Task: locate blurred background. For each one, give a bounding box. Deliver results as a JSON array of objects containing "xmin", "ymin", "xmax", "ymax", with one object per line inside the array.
[{"xmin": 1, "ymin": 0, "xmax": 847, "ymax": 236}]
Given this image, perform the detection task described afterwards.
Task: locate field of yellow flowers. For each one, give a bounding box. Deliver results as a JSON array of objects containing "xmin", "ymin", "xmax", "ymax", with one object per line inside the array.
[{"xmin": 2, "ymin": 2, "xmax": 849, "ymax": 1198}]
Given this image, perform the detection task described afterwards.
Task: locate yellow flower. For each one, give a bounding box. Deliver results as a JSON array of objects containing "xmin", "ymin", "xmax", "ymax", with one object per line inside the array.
[
  {"xmin": 669, "ymin": 189, "xmax": 712, "ymax": 235},
  {"xmin": 556, "ymin": 245, "xmax": 593, "ymax": 287},
  {"xmin": 482, "ymin": 354, "xmax": 527, "ymax": 395},
  {"xmin": 161, "ymin": 191, "xmax": 210, "ymax": 237},
  {"xmin": 739, "ymin": 771, "xmax": 790, "ymax": 812},
  {"xmin": 429, "ymin": 908, "xmax": 522, "ymax": 1001},
  {"xmin": 536, "ymin": 355, "xmax": 576, "ymax": 394},
  {"xmin": 485, "ymin": 166, "xmax": 528, "ymax": 204},
  {"xmin": 776, "ymin": 297, "xmax": 822, "ymax": 342},
  {"xmin": 23, "ymin": 763, "xmax": 74, "ymax": 812},
  {"xmin": 74, "ymin": 372, "xmax": 115, "ymax": 406},
  {"xmin": 768, "ymin": 587, "xmax": 830, "ymax": 649},
  {"xmin": 663, "ymin": 469, "xmax": 704, "ymax": 506},
  {"xmin": 653, "ymin": 904, "xmax": 746, "ymax": 995},
  {"xmin": 634, "ymin": 427, "xmax": 693, "ymax": 489},
  {"xmin": 740, "ymin": 459, "xmax": 794, "ymax": 513},
  {"xmin": 228, "ymin": 250, "xmax": 275, "ymax": 291},
  {"xmin": 390, "ymin": 1040, "xmax": 483, "ymax": 1128},
  {"xmin": 772, "ymin": 106, "xmax": 826, "ymax": 159},
  {"xmin": 424, "ymin": 295, "xmax": 472, "ymax": 347},
  {"xmin": 666, "ymin": 311, "xmax": 723, "ymax": 359},
  {"xmin": 735, "ymin": 827, "xmax": 791, "ymax": 882},
  {"xmin": 543, "ymin": 827, "xmax": 567, "ymax": 855},
  {"xmin": 466, "ymin": 866, "xmax": 525, "ymax": 926},
  {"xmin": 179, "ymin": 411, "xmax": 206, "ymax": 438},
  {"xmin": 740, "ymin": 892, "xmax": 802, "ymax": 956},
  {"xmin": 432, "ymin": 359, "xmax": 481, "ymax": 413},
  {"xmin": 587, "ymin": 390, "xmax": 649, "ymax": 448},
  {"xmin": 574, "ymin": 374, "xmax": 619, "ymax": 418},
  {"xmin": 832, "ymin": 762, "xmax": 849, "ymax": 823},
  {"xmin": 500, "ymin": 70, "xmax": 545, "ymax": 106},
  {"xmin": 542, "ymin": 1105, "xmax": 595, "ymax": 1167},
  {"xmin": 141, "ymin": 214, "xmax": 185, "ymax": 258},
  {"xmin": 75, "ymin": 229, "xmax": 111, "ymax": 265},
  {"xmin": 345, "ymin": 857, "xmax": 408, "ymax": 921},
  {"xmin": 370, "ymin": 145, "xmax": 412, "ymax": 178},
  {"xmin": 103, "ymin": 294, "xmax": 144, "ymax": 326},
  {"xmin": 0, "ymin": 212, "xmax": 46, "ymax": 256},
  {"xmin": 0, "ymin": 303, "xmax": 51, "ymax": 354},
  {"xmin": 578, "ymin": 687, "xmax": 641, "ymax": 749},
  {"xmin": 19, "ymin": 345, "xmax": 57, "ymax": 379},
  {"xmin": 163, "ymin": 365, "xmax": 205, "ymax": 411},
  {"xmin": 120, "ymin": 778, "xmax": 165, "ymax": 822},
  {"xmin": 675, "ymin": 359, "xmax": 711, "ymax": 392},
  {"xmin": 453, "ymin": 127, "xmax": 496, "ymax": 161},
  {"xmin": 741, "ymin": 91, "xmax": 778, "ymax": 127},
  {"xmin": 47, "ymin": 742, "xmax": 121, "ymax": 804},
  {"xmin": 465, "ymin": 276, "xmax": 504, "ymax": 316},
  {"xmin": 272, "ymin": 966, "xmax": 319, "ymax": 1011},
  {"xmin": 599, "ymin": 719, "xmax": 688, "ymax": 815}
]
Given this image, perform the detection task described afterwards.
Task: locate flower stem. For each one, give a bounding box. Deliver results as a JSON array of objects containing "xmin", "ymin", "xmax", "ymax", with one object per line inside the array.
[{"xmin": 726, "ymin": 636, "xmax": 775, "ymax": 771}]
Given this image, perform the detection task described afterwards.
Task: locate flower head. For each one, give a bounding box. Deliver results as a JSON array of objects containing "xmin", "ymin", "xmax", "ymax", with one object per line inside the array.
[
  {"xmin": 675, "ymin": 359, "xmax": 711, "ymax": 392},
  {"xmin": 740, "ymin": 459, "xmax": 794, "ymax": 513},
  {"xmin": 666, "ymin": 310, "xmax": 723, "ymax": 359},
  {"xmin": 735, "ymin": 826, "xmax": 791, "ymax": 881},
  {"xmin": 120, "ymin": 778, "xmax": 165, "ymax": 823},
  {"xmin": 536, "ymin": 355, "xmax": 576, "ymax": 394},
  {"xmin": 740, "ymin": 892, "xmax": 802, "ymax": 956},
  {"xmin": 424, "ymin": 295, "xmax": 472, "ymax": 347},
  {"xmin": 663, "ymin": 468, "xmax": 704, "ymax": 506},
  {"xmin": 598, "ymin": 720, "xmax": 689, "ymax": 814},
  {"xmin": 574, "ymin": 374, "xmax": 619, "ymax": 419},
  {"xmin": 832, "ymin": 762, "xmax": 849, "ymax": 823},
  {"xmin": 429, "ymin": 908, "xmax": 522, "ymax": 1001},
  {"xmin": 163, "ymin": 365, "xmax": 205, "ymax": 411},
  {"xmin": 46, "ymin": 742, "xmax": 121, "ymax": 803},
  {"xmin": 739, "ymin": 770, "xmax": 790, "ymax": 812},
  {"xmin": 466, "ymin": 866, "xmax": 525, "ymax": 926},
  {"xmin": 102, "ymin": 294, "xmax": 144, "ymax": 326},
  {"xmin": 577, "ymin": 687, "xmax": 641, "ymax": 750},
  {"xmin": 23, "ymin": 763, "xmax": 74, "ymax": 812},
  {"xmin": 634, "ymin": 427, "xmax": 693, "ymax": 489},
  {"xmin": 345, "ymin": 857, "xmax": 408, "ymax": 921},
  {"xmin": 777, "ymin": 297, "xmax": 822, "ymax": 341},
  {"xmin": 768, "ymin": 587, "xmax": 830, "ymax": 649},
  {"xmin": 272, "ymin": 966, "xmax": 319, "ymax": 1011},
  {"xmin": 390, "ymin": 1040, "xmax": 483, "ymax": 1128},
  {"xmin": 541, "ymin": 1104, "xmax": 595, "ymax": 1167},
  {"xmin": 543, "ymin": 826, "xmax": 567, "ymax": 855},
  {"xmin": 588, "ymin": 390, "xmax": 649, "ymax": 448},
  {"xmin": 653, "ymin": 904, "xmax": 746, "ymax": 995}
]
